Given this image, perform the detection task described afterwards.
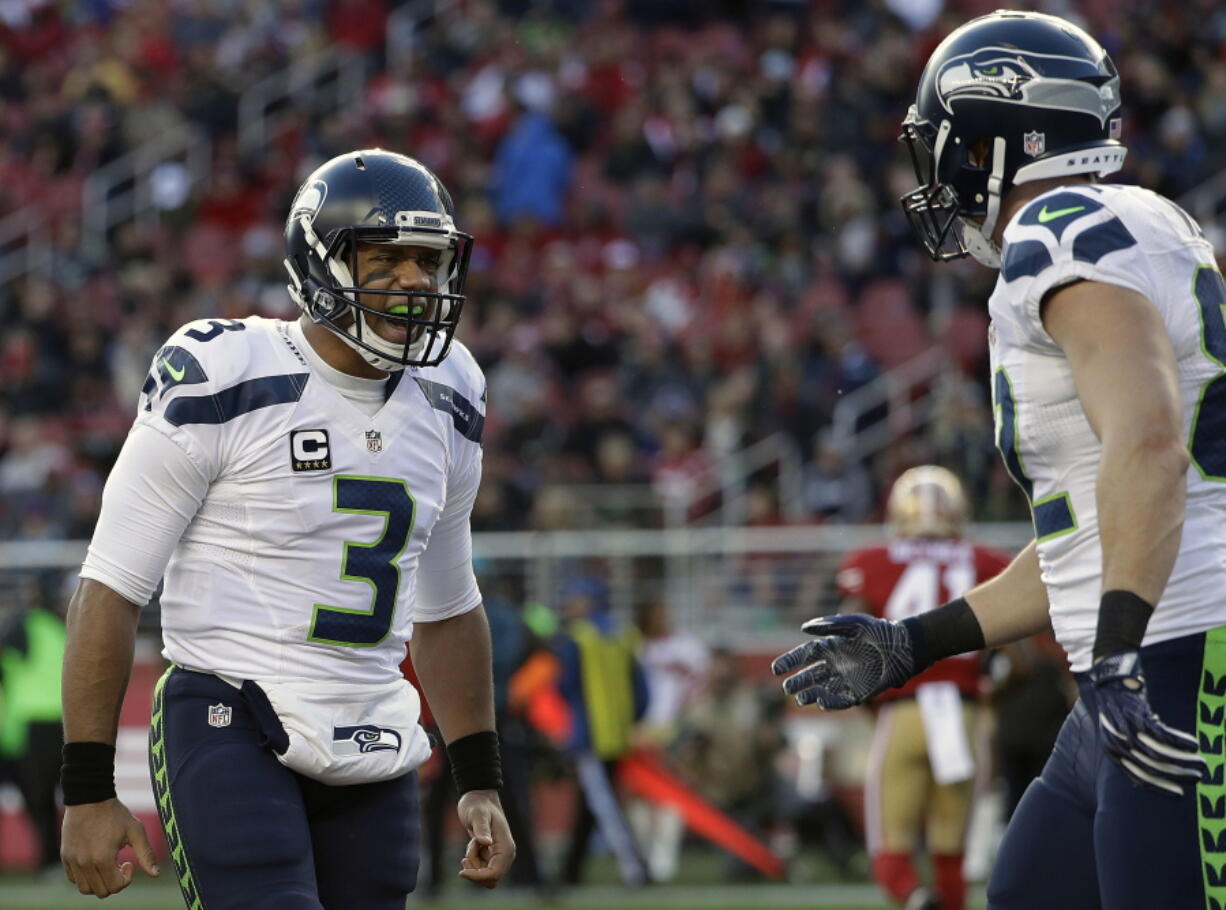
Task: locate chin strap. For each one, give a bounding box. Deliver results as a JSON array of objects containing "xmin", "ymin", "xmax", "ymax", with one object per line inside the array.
[
  {"xmin": 347, "ymin": 310, "xmax": 412, "ymax": 372},
  {"xmin": 980, "ymin": 136, "xmax": 1008, "ymax": 240},
  {"xmin": 958, "ymin": 136, "xmax": 1008, "ymax": 268},
  {"xmin": 932, "ymin": 119, "xmax": 953, "ymax": 179},
  {"xmin": 959, "ymin": 222, "xmax": 1001, "ymax": 268}
]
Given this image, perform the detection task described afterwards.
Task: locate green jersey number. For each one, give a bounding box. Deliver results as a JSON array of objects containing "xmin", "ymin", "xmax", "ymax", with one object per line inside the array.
[{"xmin": 310, "ymin": 476, "xmax": 416, "ymax": 647}]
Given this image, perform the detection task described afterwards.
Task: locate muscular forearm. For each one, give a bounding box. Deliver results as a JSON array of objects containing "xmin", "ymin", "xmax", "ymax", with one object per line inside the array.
[
  {"xmin": 902, "ymin": 540, "xmax": 1050, "ymax": 670},
  {"xmin": 410, "ymin": 606, "xmax": 496, "ymax": 743},
  {"xmin": 1041, "ymin": 280, "xmax": 1188, "ymax": 616},
  {"xmin": 965, "ymin": 540, "xmax": 1052, "ymax": 648},
  {"xmin": 1096, "ymin": 432, "xmax": 1187, "ymax": 605},
  {"xmin": 62, "ymin": 579, "xmax": 143, "ymax": 744}
]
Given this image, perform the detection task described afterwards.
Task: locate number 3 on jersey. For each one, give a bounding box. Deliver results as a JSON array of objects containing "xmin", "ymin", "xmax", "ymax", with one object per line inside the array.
[{"xmin": 310, "ymin": 476, "xmax": 416, "ymax": 647}]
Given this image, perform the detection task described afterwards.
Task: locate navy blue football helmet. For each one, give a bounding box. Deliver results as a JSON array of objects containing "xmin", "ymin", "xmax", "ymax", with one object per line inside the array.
[
  {"xmin": 284, "ymin": 149, "xmax": 473, "ymax": 370},
  {"xmin": 900, "ymin": 11, "xmax": 1127, "ymax": 266}
]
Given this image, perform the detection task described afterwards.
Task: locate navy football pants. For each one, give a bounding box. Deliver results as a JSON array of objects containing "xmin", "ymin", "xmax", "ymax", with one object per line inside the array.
[
  {"xmin": 987, "ymin": 628, "xmax": 1226, "ymax": 910},
  {"xmin": 149, "ymin": 667, "xmax": 420, "ymax": 910}
]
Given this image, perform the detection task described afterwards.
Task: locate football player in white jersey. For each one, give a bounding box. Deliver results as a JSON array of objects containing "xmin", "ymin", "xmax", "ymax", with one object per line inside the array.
[
  {"xmin": 58, "ymin": 149, "xmax": 515, "ymax": 907},
  {"xmin": 773, "ymin": 12, "xmax": 1224, "ymax": 910}
]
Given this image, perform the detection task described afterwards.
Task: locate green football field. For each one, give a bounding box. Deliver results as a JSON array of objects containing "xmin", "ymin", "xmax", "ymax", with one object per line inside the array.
[
  {"xmin": 0, "ymin": 875, "xmax": 989, "ymax": 910},
  {"xmin": 0, "ymin": 844, "xmax": 989, "ymax": 909},
  {"xmin": 0, "ymin": 878, "xmax": 927, "ymax": 910}
]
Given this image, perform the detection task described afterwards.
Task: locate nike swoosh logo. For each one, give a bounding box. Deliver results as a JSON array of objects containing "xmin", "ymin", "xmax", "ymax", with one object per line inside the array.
[
  {"xmin": 1037, "ymin": 204, "xmax": 1086, "ymax": 223},
  {"xmin": 162, "ymin": 358, "xmax": 186, "ymax": 382}
]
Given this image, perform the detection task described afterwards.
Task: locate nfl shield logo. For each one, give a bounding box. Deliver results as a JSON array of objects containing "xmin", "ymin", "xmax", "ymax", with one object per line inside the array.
[
  {"xmin": 1023, "ymin": 130, "xmax": 1045, "ymax": 157},
  {"xmin": 207, "ymin": 703, "xmax": 232, "ymax": 728},
  {"xmin": 365, "ymin": 430, "xmax": 383, "ymax": 454}
]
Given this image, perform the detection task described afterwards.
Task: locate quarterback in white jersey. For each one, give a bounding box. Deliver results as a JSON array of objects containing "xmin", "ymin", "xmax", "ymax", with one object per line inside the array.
[
  {"xmin": 84, "ymin": 314, "xmax": 487, "ymax": 685},
  {"xmin": 774, "ymin": 12, "xmax": 1223, "ymax": 910},
  {"xmin": 59, "ymin": 150, "xmax": 515, "ymax": 908}
]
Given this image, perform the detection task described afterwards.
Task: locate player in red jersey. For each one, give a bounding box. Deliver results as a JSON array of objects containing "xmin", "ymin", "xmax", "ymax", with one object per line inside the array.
[{"xmin": 837, "ymin": 466, "xmax": 1008, "ymax": 910}]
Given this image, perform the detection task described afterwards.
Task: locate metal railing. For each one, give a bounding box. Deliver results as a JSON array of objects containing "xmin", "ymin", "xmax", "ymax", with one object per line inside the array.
[
  {"xmin": 1179, "ymin": 168, "xmax": 1226, "ymax": 234},
  {"xmin": 386, "ymin": 0, "xmax": 459, "ymax": 62},
  {"xmin": 517, "ymin": 432, "xmax": 805, "ymax": 531},
  {"xmin": 0, "ymin": 522, "xmax": 1034, "ymax": 651},
  {"xmin": 825, "ymin": 170, "xmax": 1226, "ymax": 464},
  {"xmin": 829, "ymin": 345, "xmax": 950, "ymax": 462},
  {"xmin": 2, "ymin": 23, "xmax": 377, "ymax": 288},
  {"xmin": 525, "ymin": 482, "xmax": 666, "ymax": 529},
  {"xmin": 670, "ymin": 432, "xmax": 805, "ymax": 527},
  {"xmin": 236, "ymin": 49, "xmax": 369, "ymax": 158},
  {"xmin": 80, "ymin": 126, "xmax": 213, "ymax": 261},
  {"xmin": 0, "ymin": 206, "xmax": 52, "ymax": 285}
]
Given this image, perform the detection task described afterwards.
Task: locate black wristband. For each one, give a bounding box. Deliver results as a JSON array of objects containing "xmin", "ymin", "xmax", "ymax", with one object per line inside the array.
[
  {"xmin": 61, "ymin": 741, "xmax": 117, "ymax": 806},
  {"xmin": 901, "ymin": 597, "xmax": 985, "ymax": 674},
  {"xmin": 1093, "ymin": 590, "xmax": 1154, "ymax": 661},
  {"xmin": 446, "ymin": 730, "xmax": 502, "ymax": 794}
]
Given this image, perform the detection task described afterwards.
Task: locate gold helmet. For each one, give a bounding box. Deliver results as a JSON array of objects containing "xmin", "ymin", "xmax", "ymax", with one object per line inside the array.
[{"xmin": 887, "ymin": 465, "xmax": 968, "ymax": 539}]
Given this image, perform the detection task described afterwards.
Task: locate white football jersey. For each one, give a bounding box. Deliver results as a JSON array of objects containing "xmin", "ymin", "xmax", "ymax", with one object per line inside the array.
[
  {"xmin": 989, "ymin": 183, "xmax": 1226, "ymax": 671},
  {"xmin": 122, "ymin": 316, "xmax": 485, "ymax": 684}
]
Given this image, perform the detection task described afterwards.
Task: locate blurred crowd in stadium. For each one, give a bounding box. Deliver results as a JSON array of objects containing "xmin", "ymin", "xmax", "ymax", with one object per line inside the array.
[{"xmin": 4, "ymin": 0, "xmax": 1225, "ymax": 541}]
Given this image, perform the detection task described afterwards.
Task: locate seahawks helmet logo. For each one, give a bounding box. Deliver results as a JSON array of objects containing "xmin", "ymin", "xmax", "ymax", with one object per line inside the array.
[
  {"xmin": 290, "ymin": 179, "xmax": 328, "ymax": 222},
  {"xmin": 935, "ymin": 47, "xmax": 1118, "ymax": 125},
  {"xmin": 332, "ymin": 724, "xmax": 402, "ymax": 755}
]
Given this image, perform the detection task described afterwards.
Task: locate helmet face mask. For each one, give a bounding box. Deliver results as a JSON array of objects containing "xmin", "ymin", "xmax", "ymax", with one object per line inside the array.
[
  {"xmin": 901, "ymin": 116, "xmax": 971, "ymax": 262},
  {"xmin": 284, "ymin": 150, "xmax": 474, "ymax": 371},
  {"xmin": 898, "ymin": 11, "xmax": 1128, "ymax": 268}
]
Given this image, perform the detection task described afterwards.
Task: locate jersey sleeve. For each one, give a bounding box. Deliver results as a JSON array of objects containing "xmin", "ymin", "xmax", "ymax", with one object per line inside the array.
[
  {"xmin": 131, "ymin": 319, "xmax": 256, "ymax": 480},
  {"xmin": 81, "ymin": 319, "xmax": 266, "ymax": 604},
  {"xmin": 414, "ymin": 361, "xmax": 486, "ymax": 622},
  {"xmin": 997, "ymin": 188, "xmax": 1152, "ymax": 346},
  {"xmin": 79, "ymin": 425, "xmax": 210, "ymax": 605}
]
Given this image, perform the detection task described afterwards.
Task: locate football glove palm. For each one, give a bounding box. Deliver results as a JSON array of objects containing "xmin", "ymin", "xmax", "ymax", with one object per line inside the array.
[{"xmin": 771, "ymin": 614, "xmax": 918, "ymax": 709}]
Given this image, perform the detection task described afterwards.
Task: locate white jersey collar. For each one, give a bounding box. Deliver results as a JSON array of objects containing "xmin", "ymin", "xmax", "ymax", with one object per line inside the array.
[{"xmin": 287, "ymin": 319, "xmax": 388, "ymax": 409}]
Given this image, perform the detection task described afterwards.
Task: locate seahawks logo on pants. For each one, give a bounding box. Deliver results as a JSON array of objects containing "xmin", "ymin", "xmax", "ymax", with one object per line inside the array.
[{"xmin": 332, "ymin": 725, "xmax": 402, "ymax": 755}]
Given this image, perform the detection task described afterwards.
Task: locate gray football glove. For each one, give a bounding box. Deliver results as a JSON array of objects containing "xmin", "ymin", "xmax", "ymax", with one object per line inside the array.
[{"xmin": 771, "ymin": 614, "xmax": 918, "ymax": 709}]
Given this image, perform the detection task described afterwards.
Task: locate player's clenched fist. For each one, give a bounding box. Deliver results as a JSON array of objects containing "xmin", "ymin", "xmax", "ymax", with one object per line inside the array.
[{"xmin": 61, "ymin": 799, "xmax": 160, "ymax": 898}]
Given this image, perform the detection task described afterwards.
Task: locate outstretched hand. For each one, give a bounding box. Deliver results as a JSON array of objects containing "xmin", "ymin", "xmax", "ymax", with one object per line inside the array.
[
  {"xmin": 456, "ymin": 789, "xmax": 516, "ymax": 889},
  {"xmin": 771, "ymin": 614, "xmax": 919, "ymax": 709},
  {"xmin": 61, "ymin": 798, "xmax": 160, "ymax": 898}
]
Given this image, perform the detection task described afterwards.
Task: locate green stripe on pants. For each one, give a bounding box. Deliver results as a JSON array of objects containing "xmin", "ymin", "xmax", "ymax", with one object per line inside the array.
[
  {"xmin": 150, "ymin": 667, "xmax": 203, "ymax": 910},
  {"xmin": 1198, "ymin": 627, "xmax": 1226, "ymax": 907}
]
